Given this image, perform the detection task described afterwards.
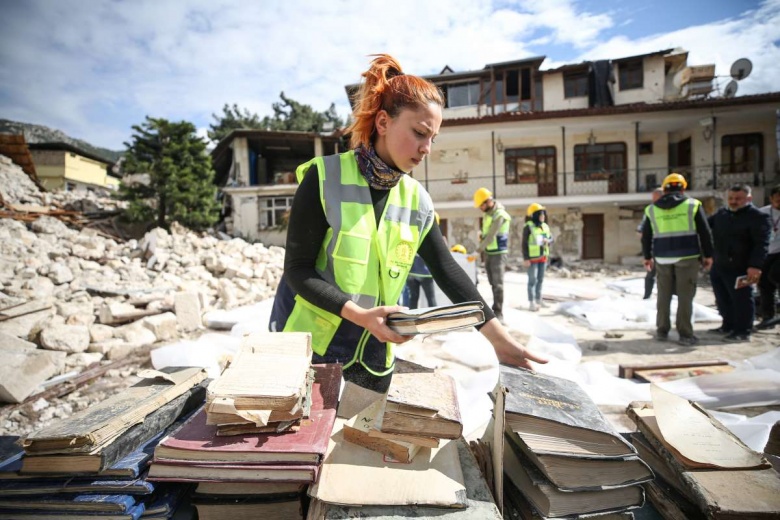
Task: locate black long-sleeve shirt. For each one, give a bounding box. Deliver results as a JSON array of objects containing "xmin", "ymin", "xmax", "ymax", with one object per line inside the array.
[{"xmin": 283, "ymin": 167, "xmax": 495, "ymax": 323}]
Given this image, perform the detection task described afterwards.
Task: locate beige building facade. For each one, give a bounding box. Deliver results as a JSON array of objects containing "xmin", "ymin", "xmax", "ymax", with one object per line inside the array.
[{"xmin": 29, "ymin": 143, "xmax": 118, "ymax": 192}]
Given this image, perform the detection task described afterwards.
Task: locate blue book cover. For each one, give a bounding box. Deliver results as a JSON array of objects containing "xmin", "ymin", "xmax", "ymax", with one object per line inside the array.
[
  {"xmin": 141, "ymin": 483, "xmax": 192, "ymax": 518},
  {"xmin": 0, "ymin": 501, "xmax": 145, "ymax": 519},
  {"xmin": 0, "ymin": 492, "xmax": 137, "ymax": 512},
  {"xmin": 0, "ymin": 473, "xmax": 155, "ymax": 496}
]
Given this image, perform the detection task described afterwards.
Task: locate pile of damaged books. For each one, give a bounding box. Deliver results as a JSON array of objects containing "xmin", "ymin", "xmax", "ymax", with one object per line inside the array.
[
  {"xmin": 497, "ymin": 366, "xmax": 652, "ymax": 519},
  {"xmin": 627, "ymin": 384, "xmax": 780, "ymax": 519},
  {"xmin": 0, "ymin": 366, "xmax": 207, "ymax": 519},
  {"xmin": 147, "ymin": 332, "xmax": 340, "ymax": 519}
]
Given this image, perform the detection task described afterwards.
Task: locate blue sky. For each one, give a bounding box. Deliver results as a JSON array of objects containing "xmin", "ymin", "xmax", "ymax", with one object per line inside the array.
[{"xmin": 0, "ymin": 0, "xmax": 777, "ymax": 151}]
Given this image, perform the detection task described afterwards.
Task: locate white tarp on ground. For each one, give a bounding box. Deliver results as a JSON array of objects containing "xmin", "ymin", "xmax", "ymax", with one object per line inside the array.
[
  {"xmin": 150, "ymin": 333, "xmax": 240, "ymax": 378},
  {"xmin": 557, "ymin": 295, "xmax": 721, "ymax": 330}
]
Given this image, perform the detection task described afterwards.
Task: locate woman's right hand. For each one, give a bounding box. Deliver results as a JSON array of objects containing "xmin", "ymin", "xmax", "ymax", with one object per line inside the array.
[{"xmin": 341, "ymin": 301, "xmax": 413, "ymax": 344}]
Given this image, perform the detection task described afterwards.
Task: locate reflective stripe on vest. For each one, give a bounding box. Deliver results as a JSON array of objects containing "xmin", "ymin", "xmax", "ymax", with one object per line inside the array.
[
  {"xmin": 645, "ymin": 198, "xmax": 702, "ymax": 260},
  {"xmin": 482, "ymin": 207, "xmax": 511, "ymax": 254},
  {"xmin": 526, "ymin": 222, "xmax": 551, "ymax": 259},
  {"xmin": 284, "ymin": 151, "xmax": 434, "ymax": 375}
]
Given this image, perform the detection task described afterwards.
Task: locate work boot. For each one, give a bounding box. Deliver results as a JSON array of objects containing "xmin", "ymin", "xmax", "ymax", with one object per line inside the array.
[
  {"xmin": 537, "ymin": 299, "xmax": 548, "ymax": 308},
  {"xmin": 529, "ymin": 302, "xmax": 538, "ymax": 312},
  {"xmin": 677, "ymin": 335, "xmax": 699, "ymax": 347}
]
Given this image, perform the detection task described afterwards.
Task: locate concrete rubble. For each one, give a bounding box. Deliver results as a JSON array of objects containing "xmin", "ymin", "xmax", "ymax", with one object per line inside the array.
[{"xmin": 0, "ymin": 153, "xmax": 285, "ymax": 426}]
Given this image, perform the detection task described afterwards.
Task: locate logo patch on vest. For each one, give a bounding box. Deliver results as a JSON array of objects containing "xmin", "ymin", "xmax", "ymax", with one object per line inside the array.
[{"xmin": 393, "ymin": 241, "xmax": 415, "ymax": 265}]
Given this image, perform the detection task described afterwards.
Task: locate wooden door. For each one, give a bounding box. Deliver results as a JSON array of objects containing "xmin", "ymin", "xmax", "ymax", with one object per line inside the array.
[{"xmin": 582, "ymin": 214, "xmax": 604, "ymax": 260}]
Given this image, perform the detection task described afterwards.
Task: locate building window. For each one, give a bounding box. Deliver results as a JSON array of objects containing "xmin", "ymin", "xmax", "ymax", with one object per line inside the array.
[
  {"xmin": 445, "ymin": 82, "xmax": 481, "ymax": 108},
  {"xmin": 618, "ymin": 59, "xmax": 643, "ymax": 90},
  {"xmin": 574, "ymin": 142, "xmax": 626, "ymax": 181},
  {"xmin": 721, "ymin": 133, "xmax": 763, "ymax": 173},
  {"xmin": 639, "ymin": 141, "xmax": 653, "ymax": 155},
  {"xmin": 258, "ymin": 196, "xmax": 294, "ymax": 229},
  {"xmin": 505, "ymin": 147, "xmax": 556, "ymax": 185},
  {"xmin": 564, "ymin": 72, "xmax": 588, "ymax": 98}
]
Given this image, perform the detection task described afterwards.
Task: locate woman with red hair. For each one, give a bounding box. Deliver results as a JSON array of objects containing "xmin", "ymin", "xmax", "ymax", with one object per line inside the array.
[{"xmin": 270, "ymin": 54, "xmax": 546, "ymax": 391}]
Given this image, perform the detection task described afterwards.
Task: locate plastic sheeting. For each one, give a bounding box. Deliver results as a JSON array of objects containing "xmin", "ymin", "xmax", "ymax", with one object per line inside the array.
[{"xmin": 150, "ymin": 333, "xmax": 240, "ymax": 378}]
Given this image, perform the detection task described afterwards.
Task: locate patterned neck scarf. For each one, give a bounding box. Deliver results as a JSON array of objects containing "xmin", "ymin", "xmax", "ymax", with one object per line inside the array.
[{"xmin": 354, "ymin": 143, "xmax": 405, "ymax": 190}]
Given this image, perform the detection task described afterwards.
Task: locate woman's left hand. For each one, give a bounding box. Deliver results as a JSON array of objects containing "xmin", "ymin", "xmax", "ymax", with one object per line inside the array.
[{"xmin": 480, "ymin": 318, "xmax": 548, "ymax": 369}]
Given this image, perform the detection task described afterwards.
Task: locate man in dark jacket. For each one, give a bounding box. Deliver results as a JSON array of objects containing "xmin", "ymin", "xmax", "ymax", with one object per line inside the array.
[
  {"xmin": 642, "ymin": 173, "xmax": 713, "ymax": 346},
  {"xmin": 708, "ymin": 184, "xmax": 771, "ymax": 342}
]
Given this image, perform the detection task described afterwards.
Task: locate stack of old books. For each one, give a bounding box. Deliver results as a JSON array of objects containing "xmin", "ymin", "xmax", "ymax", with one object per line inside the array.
[
  {"xmin": 0, "ymin": 366, "xmax": 207, "ymax": 519},
  {"xmin": 497, "ymin": 366, "xmax": 652, "ymax": 519},
  {"xmin": 627, "ymin": 384, "xmax": 780, "ymax": 519},
  {"xmin": 147, "ymin": 332, "xmax": 340, "ymax": 520},
  {"xmin": 342, "ymin": 367, "xmax": 463, "ymax": 463},
  {"xmin": 310, "ymin": 365, "xmax": 484, "ymax": 514}
]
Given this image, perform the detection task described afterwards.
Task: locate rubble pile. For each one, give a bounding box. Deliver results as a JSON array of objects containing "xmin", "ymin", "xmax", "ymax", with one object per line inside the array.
[{"xmin": 0, "ymin": 154, "xmax": 285, "ymax": 434}]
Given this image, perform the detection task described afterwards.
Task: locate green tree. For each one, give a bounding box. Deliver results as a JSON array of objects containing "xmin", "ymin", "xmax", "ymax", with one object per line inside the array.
[
  {"xmin": 260, "ymin": 92, "xmax": 345, "ymax": 133},
  {"xmin": 207, "ymin": 103, "xmax": 264, "ymax": 143},
  {"xmin": 117, "ymin": 117, "xmax": 219, "ymax": 231},
  {"xmin": 208, "ymin": 94, "xmax": 346, "ymax": 143}
]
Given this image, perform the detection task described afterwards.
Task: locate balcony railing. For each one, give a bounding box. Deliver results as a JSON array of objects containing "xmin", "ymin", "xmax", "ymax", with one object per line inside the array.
[{"xmin": 419, "ymin": 164, "xmax": 774, "ymax": 203}]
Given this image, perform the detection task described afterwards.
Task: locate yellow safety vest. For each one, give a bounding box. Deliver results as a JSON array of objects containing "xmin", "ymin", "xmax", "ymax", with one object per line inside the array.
[
  {"xmin": 279, "ymin": 151, "xmax": 434, "ymax": 376},
  {"xmin": 482, "ymin": 205, "xmax": 511, "ymax": 254},
  {"xmin": 526, "ymin": 222, "xmax": 552, "ymax": 259},
  {"xmin": 645, "ymin": 198, "xmax": 702, "ymax": 260}
]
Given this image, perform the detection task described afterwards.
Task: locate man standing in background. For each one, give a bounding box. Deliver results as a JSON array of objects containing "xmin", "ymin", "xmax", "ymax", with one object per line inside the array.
[
  {"xmin": 757, "ymin": 185, "xmax": 780, "ymax": 329},
  {"xmin": 642, "ymin": 173, "xmax": 713, "ymax": 346},
  {"xmin": 708, "ymin": 184, "xmax": 771, "ymax": 342},
  {"xmin": 474, "ymin": 187, "xmax": 512, "ymax": 322}
]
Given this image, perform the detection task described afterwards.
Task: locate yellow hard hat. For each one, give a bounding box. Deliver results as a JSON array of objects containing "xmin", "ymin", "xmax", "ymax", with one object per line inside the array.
[
  {"xmin": 662, "ymin": 173, "xmax": 688, "ymax": 191},
  {"xmin": 473, "ymin": 187, "xmax": 492, "ymax": 208},
  {"xmin": 450, "ymin": 244, "xmax": 467, "ymax": 254},
  {"xmin": 527, "ymin": 202, "xmax": 545, "ymax": 216}
]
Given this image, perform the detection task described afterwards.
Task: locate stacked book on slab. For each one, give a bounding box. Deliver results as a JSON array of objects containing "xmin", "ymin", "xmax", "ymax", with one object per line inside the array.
[
  {"xmin": 386, "ymin": 301, "xmax": 486, "ymax": 335},
  {"xmin": 0, "ymin": 366, "xmax": 208, "ymax": 520},
  {"xmin": 497, "ymin": 366, "xmax": 653, "ymax": 519},
  {"xmin": 308, "ymin": 364, "xmax": 502, "ymax": 517},
  {"xmin": 147, "ymin": 332, "xmax": 340, "ymax": 520},
  {"xmin": 627, "ymin": 384, "xmax": 780, "ymax": 519},
  {"xmin": 342, "ymin": 368, "xmax": 463, "ymax": 463}
]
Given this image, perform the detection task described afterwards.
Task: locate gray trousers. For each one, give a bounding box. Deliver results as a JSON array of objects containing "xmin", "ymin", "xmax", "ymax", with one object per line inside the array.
[
  {"xmin": 655, "ymin": 257, "xmax": 700, "ymax": 338},
  {"xmin": 485, "ymin": 254, "xmax": 507, "ymax": 317}
]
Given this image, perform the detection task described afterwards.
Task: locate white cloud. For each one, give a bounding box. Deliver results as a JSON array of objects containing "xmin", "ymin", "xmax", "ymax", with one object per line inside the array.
[{"xmin": 0, "ymin": 0, "xmax": 777, "ymax": 150}]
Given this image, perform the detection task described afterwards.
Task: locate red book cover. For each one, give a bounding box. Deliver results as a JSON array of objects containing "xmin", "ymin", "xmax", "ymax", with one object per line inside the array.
[{"xmin": 153, "ymin": 364, "xmax": 341, "ymax": 465}]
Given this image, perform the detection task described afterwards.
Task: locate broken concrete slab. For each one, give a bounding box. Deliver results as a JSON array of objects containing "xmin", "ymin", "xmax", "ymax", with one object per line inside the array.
[
  {"xmin": 0, "ymin": 303, "xmax": 54, "ymax": 340},
  {"xmin": 174, "ymin": 291, "xmax": 202, "ymax": 332},
  {"xmin": 0, "ymin": 349, "xmax": 66, "ymax": 403},
  {"xmin": 98, "ymin": 301, "xmax": 159, "ymax": 325},
  {"xmin": 0, "ymin": 331, "xmax": 37, "ymax": 351},
  {"xmin": 88, "ymin": 323, "xmax": 114, "ymax": 343},
  {"xmin": 142, "ymin": 311, "xmax": 178, "ymax": 342},
  {"xmin": 39, "ymin": 324, "xmax": 90, "ymax": 353}
]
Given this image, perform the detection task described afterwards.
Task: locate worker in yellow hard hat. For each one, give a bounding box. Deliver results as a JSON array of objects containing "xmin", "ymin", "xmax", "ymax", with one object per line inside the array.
[
  {"xmin": 641, "ymin": 173, "xmax": 713, "ymax": 346},
  {"xmin": 523, "ymin": 203, "xmax": 553, "ymax": 311},
  {"xmin": 450, "ymin": 244, "xmax": 467, "ymax": 255},
  {"xmin": 473, "ymin": 187, "xmax": 512, "ymax": 322}
]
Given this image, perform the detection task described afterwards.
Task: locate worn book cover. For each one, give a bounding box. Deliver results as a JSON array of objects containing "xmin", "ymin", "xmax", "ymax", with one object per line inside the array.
[
  {"xmin": 206, "ymin": 332, "xmax": 313, "ymax": 414},
  {"xmin": 22, "ymin": 367, "xmax": 207, "ymax": 454},
  {"xmin": 0, "ymin": 502, "xmax": 146, "ymax": 520},
  {"xmin": 500, "ymin": 365, "xmax": 635, "ymax": 458},
  {"xmin": 19, "ymin": 382, "xmax": 206, "ymax": 475},
  {"xmin": 504, "ymin": 428, "xmax": 653, "ymax": 491},
  {"xmin": 194, "ymin": 481, "xmax": 305, "ymax": 497},
  {"xmin": 195, "ymin": 496, "xmax": 303, "ymax": 520},
  {"xmin": 309, "ymin": 418, "xmax": 466, "ymax": 508},
  {"xmin": 503, "ymin": 434, "xmax": 644, "ymax": 518},
  {"xmin": 343, "ymin": 400, "xmax": 421, "ymax": 463},
  {"xmin": 627, "ymin": 400, "xmax": 780, "ymax": 518},
  {"xmin": 376, "ymin": 371, "xmax": 462, "ymax": 439},
  {"xmin": 308, "ymin": 437, "xmax": 500, "ymax": 518},
  {"xmin": 0, "ymin": 493, "xmax": 138, "ymax": 513},
  {"xmin": 154, "ymin": 364, "xmax": 340, "ymax": 465},
  {"xmin": 147, "ymin": 461, "xmax": 318, "ymax": 483},
  {"xmin": 387, "ymin": 301, "xmax": 485, "ymax": 335}
]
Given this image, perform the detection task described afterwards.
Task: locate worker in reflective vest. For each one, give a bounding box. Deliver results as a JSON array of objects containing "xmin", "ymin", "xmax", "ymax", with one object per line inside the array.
[
  {"xmin": 523, "ymin": 203, "xmax": 553, "ymax": 311},
  {"xmin": 474, "ymin": 187, "xmax": 512, "ymax": 322},
  {"xmin": 270, "ymin": 54, "xmax": 547, "ymax": 392},
  {"xmin": 642, "ymin": 173, "xmax": 713, "ymax": 346}
]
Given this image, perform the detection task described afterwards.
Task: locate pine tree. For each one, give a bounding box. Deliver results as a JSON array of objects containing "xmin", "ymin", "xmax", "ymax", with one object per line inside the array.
[{"xmin": 117, "ymin": 117, "xmax": 219, "ymax": 231}]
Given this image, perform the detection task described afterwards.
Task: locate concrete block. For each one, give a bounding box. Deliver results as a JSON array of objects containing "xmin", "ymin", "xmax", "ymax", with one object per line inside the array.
[
  {"xmin": 174, "ymin": 291, "xmax": 202, "ymax": 332},
  {"xmin": 0, "ymin": 350, "xmax": 66, "ymax": 403}
]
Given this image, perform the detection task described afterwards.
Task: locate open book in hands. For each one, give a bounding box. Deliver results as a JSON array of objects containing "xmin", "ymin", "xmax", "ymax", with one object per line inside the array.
[{"xmin": 386, "ymin": 301, "xmax": 485, "ymax": 335}]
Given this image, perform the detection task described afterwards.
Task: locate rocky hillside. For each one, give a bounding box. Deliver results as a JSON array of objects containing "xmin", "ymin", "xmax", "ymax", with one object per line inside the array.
[{"xmin": 0, "ymin": 118, "xmax": 122, "ymax": 163}]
